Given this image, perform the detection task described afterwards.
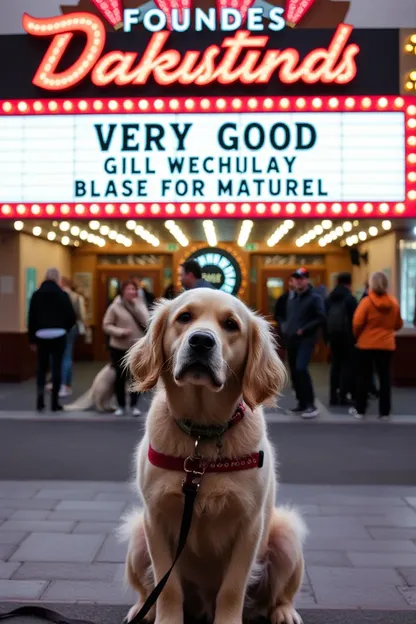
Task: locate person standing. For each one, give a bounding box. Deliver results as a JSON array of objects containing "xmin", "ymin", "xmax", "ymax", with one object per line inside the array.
[
  {"xmin": 179, "ymin": 260, "xmax": 214, "ymax": 290},
  {"xmin": 286, "ymin": 268, "xmax": 326, "ymax": 419},
  {"xmin": 274, "ymin": 276, "xmax": 296, "ymax": 365},
  {"xmin": 60, "ymin": 277, "xmax": 86, "ymax": 398},
  {"xmin": 326, "ymin": 272, "xmax": 357, "ymax": 406},
  {"xmin": 103, "ymin": 280, "xmax": 149, "ymax": 417},
  {"xmin": 28, "ymin": 268, "xmax": 76, "ymax": 412},
  {"xmin": 352, "ymin": 271, "xmax": 403, "ymax": 420}
]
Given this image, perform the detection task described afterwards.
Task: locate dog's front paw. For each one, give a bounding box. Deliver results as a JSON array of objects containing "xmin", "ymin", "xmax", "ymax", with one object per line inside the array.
[
  {"xmin": 271, "ymin": 604, "xmax": 303, "ymax": 624},
  {"xmin": 124, "ymin": 602, "xmax": 155, "ymax": 623}
]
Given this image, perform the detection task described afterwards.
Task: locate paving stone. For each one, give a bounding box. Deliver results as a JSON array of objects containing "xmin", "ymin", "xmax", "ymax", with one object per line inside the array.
[
  {"xmin": 348, "ymin": 552, "xmax": 416, "ymax": 567},
  {"xmin": 318, "ymin": 505, "xmax": 394, "ymax": 516},
  {"xmin": 0, "ymin": 579, "xmax": 47, "ymax": 599},
  {"xmin": 48, "ymin": 510, "xmax": 123, "ymax": 522},
  {"xmin": 0, "ymin": 499, "xmax": 58, "ymax": 510},
  {"xmin": 14, "ymin": 562, "xmax": 121, "ymax": 582},
  {"xmin": 304, "ymin": 551, "xmax": 352, "ymax": 567},
  {"xmin": 305, "ymin": 517, "xmax": 370, "ymax": 539},
  {"xmin": 305, "ymin": 537, "xmax": 416, "ymax": 552},
  {"xmin": 368, "ymin": 528, "xmax": 416, "ymax": 540},
  {"xmin": 0, "ymin": 562, "xmax": 20, "ymax": 579},
  {"xmin": 360, "ymin": 509, "xmax": 416, "ymax": 528},
  {"xmin": 10, "ymin": 510, "xmax": 50, "ymax": 520},
  {"xmin": 55, "ymin": 501, "xmax": 126, "ymax": 512},
  {"xmin": 73, "ymin": 522, "xmax": 119, "ymax": 534},
  {"xmin": 35, "ymin": 490, "xmax": 97, "ymax": 500},
  {"xmin": 398, "ymin": 568, "xmax": 416, "ymax": 585},
  {"xmin": 397, "ymin": 586, "xmax": 416, "ymax": 605},
  {"xmin": 41, "ymin": 580, "xmax": 136, "ymax": 604},
  {"xmin": 0, "ymin": 487, "xmax": 37, "ymax": 500},
  {"xmin": 95, "ymin": 493, "xmax": 137, "ymax": 502},
  {"xmin": 11, "ymin": 533, "xmax": 105, "ymax": 563},
  {"xmin": 0, "ymin": 510, "xmax": 15, "ymax": 521},
  {"xmin": 0, "ymin": 543, "xmax": 17, "ymax": 559},
  {"xmin": 0, "ymin": 532, "xmax": 27, "ymax": 546},
  {"xmin": 284, "ymin": 494, "xmax": 408, "ymax": 507},
  {"xmin": 1, "ymin": 520, "xmax": 74, "ymax": 533},
  {"xmin": 307, "ymin": 566, "xmax": 407, "ymax": 608},
  {"xmin": 95, "ymin": 536, "xmax": 127, "ymax": 563}
]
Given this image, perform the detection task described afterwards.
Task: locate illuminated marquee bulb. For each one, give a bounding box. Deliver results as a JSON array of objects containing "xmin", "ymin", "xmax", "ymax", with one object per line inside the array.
[
  {"xmin": 285, "ymin": 0, "xmax": 318, "ymax": 27},
  {"xmin": 90, "ymin": 0, "xmax": 123, "ymax": 29}
]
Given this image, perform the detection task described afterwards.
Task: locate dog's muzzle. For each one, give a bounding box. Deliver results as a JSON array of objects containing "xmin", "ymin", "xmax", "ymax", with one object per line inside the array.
[{"xmin": 174, "ymin": 330, "xmax": 223, "ymax": 388}]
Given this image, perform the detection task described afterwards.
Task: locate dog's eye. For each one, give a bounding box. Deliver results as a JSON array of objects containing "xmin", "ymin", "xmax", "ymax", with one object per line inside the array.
[
  {"xmin": 177, "ymin": 311, "xmax": 192, "ymax": 324},
  {"xmin": 223, "ymin": 319, "xmax": 239, "ymax": 332}
]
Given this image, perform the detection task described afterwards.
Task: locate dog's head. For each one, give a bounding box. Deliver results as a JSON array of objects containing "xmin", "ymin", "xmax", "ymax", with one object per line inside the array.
[{"xmin": 128, "ymin": 289, "xmax": 286, "ymax": 409}]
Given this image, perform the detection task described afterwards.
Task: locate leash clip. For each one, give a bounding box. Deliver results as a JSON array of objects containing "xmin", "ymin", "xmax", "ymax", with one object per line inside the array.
[{"xmin": 182, "ymin": 437, "xmax": 206, "ymax": 492}]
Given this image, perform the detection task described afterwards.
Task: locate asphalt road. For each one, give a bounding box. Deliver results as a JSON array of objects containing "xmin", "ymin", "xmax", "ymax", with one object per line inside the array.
[
  {"xmin": 1, "ymin": 605, "xmax": 415, "ymax": 624},
  {"xmin": 0, "ymin": 419, "xmax": 415, "ymax": 484}
]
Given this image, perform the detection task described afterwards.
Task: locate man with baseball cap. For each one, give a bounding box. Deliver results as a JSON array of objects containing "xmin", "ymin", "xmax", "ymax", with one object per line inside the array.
[{"xmin": 285, "ymin": 268, "xmax": 326, "ymax": 418}]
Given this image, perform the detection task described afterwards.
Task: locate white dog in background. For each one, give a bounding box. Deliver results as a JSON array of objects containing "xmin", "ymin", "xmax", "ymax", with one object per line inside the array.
[
  {"xmin": 65, "ymin": 364, "xmax": 116, "ymax": 412},
  {"xmin": 121, "ymin": 289, "xmax": 307, "ymax": 624}
]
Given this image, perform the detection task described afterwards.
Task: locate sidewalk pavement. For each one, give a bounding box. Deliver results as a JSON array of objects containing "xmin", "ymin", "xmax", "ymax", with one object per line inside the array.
[
  {"xmin": 1, "ymin": 362, "xmax": 415, "ymax": 419},
  {"xmin": 1, "ymin": 482, "xmax": 416, "ymax": 610}
]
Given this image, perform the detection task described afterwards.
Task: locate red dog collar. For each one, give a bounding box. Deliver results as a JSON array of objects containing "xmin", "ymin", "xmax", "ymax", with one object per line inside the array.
[{"xmin": 148, "ymin": 445, "xmax": 264, "ymax": 473}]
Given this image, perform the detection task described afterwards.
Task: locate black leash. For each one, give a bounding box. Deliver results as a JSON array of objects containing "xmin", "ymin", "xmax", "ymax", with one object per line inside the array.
[{"xmin": 0, "ymin": 481, "xmax": 199, "ymax": 624}]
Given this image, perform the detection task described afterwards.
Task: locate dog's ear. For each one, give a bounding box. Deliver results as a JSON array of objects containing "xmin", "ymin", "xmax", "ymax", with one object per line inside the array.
[
  {"xmin": 242, "ymin": 314, "xmax": 287, "ymax": 410},
  {"xmin": 127, "ymin": 299, "xmax": 170, "ymax": 392}
]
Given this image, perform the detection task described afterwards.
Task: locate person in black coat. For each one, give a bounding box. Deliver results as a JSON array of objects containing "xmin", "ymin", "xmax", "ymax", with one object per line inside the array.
[
  {"xmin": 28, "ymin": 268, "xmax": 76, "ymax": 412},
  {"xmin": 326, "ymin": 272, "xmax": 358, "ymax": 405},
  {"xmin": 285, "ymin": 269, "xmax": 326, "ymax": 419}
]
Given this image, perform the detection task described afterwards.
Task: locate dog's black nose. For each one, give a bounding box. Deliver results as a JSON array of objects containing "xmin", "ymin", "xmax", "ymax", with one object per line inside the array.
[{"xmin": 188, "ymin": 331, "xmax": 215, "ymax": 353}]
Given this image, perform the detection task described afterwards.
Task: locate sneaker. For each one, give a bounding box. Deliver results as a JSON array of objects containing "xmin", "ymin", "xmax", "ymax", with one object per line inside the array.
[
  {"xmin": 51, "ymin": 404, "xmax": 64, "ymax": 413},
  {"xmin": 114, "ymin": 408, "xmax": 125, "ymax": 417},
  {"xmin": 36, "ymin": 396, "xmax": 45, "ymax": 412},
  {"xmin": 349, "ymin": 407, "xmax": 364, "ymax": 420},
  {"xmin": 131, "ymin": 407, "xmax": 141, "ymax": 417},
  {"xmin": 290, "ymin": 405, "xmax": 305, "ymax": 414},
  {"xmin": 59, "ymin": 386, "xmax": 70, "ymax": 398},
  {"xmin": 301, "ymin": 407, "xmax": 319, "ymax": 419}
]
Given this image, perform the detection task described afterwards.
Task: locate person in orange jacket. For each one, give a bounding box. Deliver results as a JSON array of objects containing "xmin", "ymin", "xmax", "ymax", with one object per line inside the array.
[{"xmin": 351, "ymin": 271, "xmax": 403, "ymax": 420}]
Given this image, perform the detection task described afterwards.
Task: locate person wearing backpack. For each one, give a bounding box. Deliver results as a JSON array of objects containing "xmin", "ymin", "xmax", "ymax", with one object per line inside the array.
[{"xmin": 326, "ymin": 272, "xmax": 358, "ymax": 406}]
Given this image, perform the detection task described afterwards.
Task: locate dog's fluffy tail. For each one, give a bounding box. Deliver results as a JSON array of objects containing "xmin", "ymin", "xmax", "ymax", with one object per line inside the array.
[
  {"xmin": 117, "ymin": 508, "xmax": 143, "ymax": 544},
  {"xmin": 65, "ymin": 388, "xmax": 94, "ymax": 411}
]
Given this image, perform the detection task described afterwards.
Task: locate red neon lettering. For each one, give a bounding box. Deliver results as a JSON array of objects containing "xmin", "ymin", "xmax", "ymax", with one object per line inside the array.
[
  {"xmin": 22, "ymin": 13, "xmax": 105, "ymax": 91},
  {"xmin": 24, "ymin": 13, "xmax": 359, "ymax": 90}
]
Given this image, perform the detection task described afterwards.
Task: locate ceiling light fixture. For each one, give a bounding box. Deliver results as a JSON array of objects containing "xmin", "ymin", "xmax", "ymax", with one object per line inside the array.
[
  {"xmin": 237, "ymin": 220, "xmax": 254, "ymax": 247},
  {"xmin": 165, "ymin": 220, "xmax": 189, "ymax": 247},
  {"xmin": 203, "ymin": 220, "xmax": 217, "ymax": 247}
]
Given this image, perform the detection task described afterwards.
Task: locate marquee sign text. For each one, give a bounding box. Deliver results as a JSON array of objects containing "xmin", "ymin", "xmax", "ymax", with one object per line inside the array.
[{"xmin": 23, "ymin": 13, "xmax": 359, "ymax": 91}]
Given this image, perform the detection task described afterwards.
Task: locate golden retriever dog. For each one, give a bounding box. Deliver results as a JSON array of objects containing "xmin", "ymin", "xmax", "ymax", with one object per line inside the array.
[{"xmin": 122, "ymin": 289, "xmax": 306, "ymax": 624}]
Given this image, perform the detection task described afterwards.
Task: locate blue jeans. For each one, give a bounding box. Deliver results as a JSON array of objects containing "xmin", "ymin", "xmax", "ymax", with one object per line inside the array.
[
  {"xmin": 287, "ymin": 338, "xmax": 316, "ymax": 409},
  {"xmin": 62, "ymin": 325, "xmax": 78, "ymax": 387}
]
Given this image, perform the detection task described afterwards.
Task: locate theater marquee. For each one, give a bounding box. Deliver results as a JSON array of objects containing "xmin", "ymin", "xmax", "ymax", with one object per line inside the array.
[{"xmin": 0, "ymin": 96, "xmax": 414, "ymax": 219}]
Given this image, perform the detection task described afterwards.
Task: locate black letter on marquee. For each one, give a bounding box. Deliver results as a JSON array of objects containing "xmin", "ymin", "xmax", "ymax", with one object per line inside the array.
[
  {"xmin": 296, "ymin": 123, "xmax": 317, "ymax": 150},
  {"xmin": 145, "ymin": 125, "xmax": 165, "ymax": 151},
  {"xmin": 94, "ymin": 124, "xmax": 117, "ymax": 151},
  {"xmin": 122, "ymin": 124, "xmax": 140, "ymax": 151},
  {"xmin": 270, "ymin": 123, "xmax": 290, "ymax": 150},
  {"xmin": 244, "ymin": 123, "xmax": 265, "ymax": 151},
  {"xmin": 218, "ymin": 124, "xmax": 238, "ymax": 150},
  {"xmin": 75, "ymin": 181, "xmax": 86, "ymax": 197},
  {"xmin": 171, "ymin": 123, "xmax": 192, "ymax": 151}
]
